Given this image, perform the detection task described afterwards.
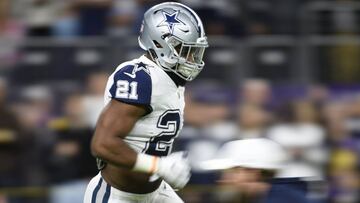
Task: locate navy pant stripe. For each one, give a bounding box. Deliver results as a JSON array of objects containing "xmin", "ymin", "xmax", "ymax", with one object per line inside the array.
[
  {"xmin": 102, "ymin": 183, "xmax": 111, "ymax": 203},
  {"xmin": 91, "ymin": 178, "xmax": 103, "ymax": 203}
]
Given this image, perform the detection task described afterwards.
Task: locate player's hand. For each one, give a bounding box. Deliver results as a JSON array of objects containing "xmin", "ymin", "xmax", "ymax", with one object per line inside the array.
[{"xmin": 156, "ymin": 152, "xmax": 191, "ymax": 189}]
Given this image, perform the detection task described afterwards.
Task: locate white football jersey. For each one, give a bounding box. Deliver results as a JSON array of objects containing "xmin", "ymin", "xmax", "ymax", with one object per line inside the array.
[{"xmin": 104, "ymin": 55, "xmax": 185, "ymax": 156}]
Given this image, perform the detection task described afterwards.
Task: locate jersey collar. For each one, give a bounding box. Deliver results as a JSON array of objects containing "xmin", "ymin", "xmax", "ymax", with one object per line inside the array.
[{"xmin": 139, "ymin": 55, "xmax": 186, "ymax": 88}]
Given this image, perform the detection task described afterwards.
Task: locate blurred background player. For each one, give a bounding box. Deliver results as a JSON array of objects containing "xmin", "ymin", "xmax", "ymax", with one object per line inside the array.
[
  {"xmin": 83, "ymin": 2, "xmax": 208, "ymax": 203},
  {"xmin": 201, "ymin": 138, "xmax": 318, "ymax": 203}
]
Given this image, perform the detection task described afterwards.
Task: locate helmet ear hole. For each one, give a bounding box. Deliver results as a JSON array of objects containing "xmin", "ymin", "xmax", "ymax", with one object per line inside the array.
[{"xmin": 152, "ymin": 40, "xmax": 162, "ymax": 48}]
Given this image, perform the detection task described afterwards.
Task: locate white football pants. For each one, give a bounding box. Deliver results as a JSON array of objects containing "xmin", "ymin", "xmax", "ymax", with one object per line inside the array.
[{"xmin": 83, "ymin": 173, "xmax": 184, "ymax": 203}]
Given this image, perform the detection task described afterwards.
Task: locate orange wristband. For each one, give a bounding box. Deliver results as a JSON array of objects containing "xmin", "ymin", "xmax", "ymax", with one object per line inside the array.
[
  {"xmin": 133, "ymin": 153, "xmax": 159, "ymax": 174},
  {"xmin": 149, "ymin": 156, "xmax": 159, "ymax": 174}
]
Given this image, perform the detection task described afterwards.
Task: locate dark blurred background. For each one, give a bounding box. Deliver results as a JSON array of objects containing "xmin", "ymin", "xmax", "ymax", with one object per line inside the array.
[{"xmin": 0, "ymin": 0, "xmax": 359, "ymax": 203}]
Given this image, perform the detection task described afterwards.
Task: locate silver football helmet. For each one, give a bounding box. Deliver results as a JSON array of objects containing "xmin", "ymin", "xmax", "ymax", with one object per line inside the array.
[{"xmin": 138, "ymin": 2, "xmax": 208, "ymax": 81}]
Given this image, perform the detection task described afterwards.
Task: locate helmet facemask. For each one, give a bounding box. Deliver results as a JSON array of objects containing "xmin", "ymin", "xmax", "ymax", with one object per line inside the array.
[{"xmin": 161, "ymin": 35, "xmax": 208, "ymax": 81}]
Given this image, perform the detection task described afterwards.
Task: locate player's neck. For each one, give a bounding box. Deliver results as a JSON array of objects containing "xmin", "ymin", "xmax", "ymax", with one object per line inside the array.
[
  {"xmin": 145, "ymin": 53, "xmax": 186, "ymax": 87},
  {"xmin": 165, "ymin": 70, "xmax": 186, "ymax": 87}
]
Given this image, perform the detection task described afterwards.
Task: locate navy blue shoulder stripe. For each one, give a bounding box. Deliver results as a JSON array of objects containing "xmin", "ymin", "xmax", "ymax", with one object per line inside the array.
[
  {"xmin": 91, "ymin": 178, "xmax": 103, "ymax": 203},
  {"xmin": 102, "ymin": 183, "xmax": 111, "ymax": 203}
]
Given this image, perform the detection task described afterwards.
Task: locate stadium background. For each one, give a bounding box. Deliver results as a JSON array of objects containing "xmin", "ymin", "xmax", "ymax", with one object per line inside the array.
[{"xmin": 0, "ymin": 0, "xmax": 360, "ymax": 202}]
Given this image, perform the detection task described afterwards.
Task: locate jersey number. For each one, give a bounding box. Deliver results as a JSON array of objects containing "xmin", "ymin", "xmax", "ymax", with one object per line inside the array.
[
  {"xmin": 144, "ymin": 110, "xmax": 181, "ymax": 156},
  {"xmin": 116, "ymin": 80, "xmax": 138, "ymax": 99}
]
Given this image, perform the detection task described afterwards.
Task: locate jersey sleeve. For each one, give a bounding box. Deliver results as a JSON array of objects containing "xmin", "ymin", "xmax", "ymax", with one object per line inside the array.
[{"xmin": 108, "ymin": 64, "xmax": 152, "ymax": 108}]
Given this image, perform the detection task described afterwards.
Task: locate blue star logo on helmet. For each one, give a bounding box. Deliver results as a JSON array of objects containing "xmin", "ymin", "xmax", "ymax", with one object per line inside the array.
[{"xmin": 157, "ymin": 10, "xmax": 185, "ymax": 34}]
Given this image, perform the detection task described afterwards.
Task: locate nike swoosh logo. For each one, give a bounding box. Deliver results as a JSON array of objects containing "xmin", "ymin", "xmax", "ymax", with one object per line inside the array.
[
  {"xmin": 124, "ymin": 72, "xmax": 136, "ymax": 79},
  {"xmin": 179, "ymin": 28, "xmax": 189, "ymax": 33}
]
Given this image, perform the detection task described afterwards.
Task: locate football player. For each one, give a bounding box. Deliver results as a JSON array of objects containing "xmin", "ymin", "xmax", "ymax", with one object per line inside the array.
[
  {"xmin": 83, "ymin": 2, "xmax": 208, "ymax": 203},
  {"xmin": 201, "ymin": 139, "xmax": 316, "ymax": 203}
]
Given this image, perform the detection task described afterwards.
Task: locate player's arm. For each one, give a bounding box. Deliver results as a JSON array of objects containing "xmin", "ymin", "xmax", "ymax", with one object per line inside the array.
[
  {"xmin": 91, "ymin": 65, "xmax": 190, "ymax": 189},
  {"xmin": 91, "ymin": 99, "xmax": 190, "ymax": 189},
  {"xmin": 90, "ymin": 99, "xmax": 146, "ymax": 169}
]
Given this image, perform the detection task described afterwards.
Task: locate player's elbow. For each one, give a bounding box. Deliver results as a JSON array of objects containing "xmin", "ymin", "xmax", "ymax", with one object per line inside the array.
[
  {"xmin": 90, "ymin": 130, "xmax": 125, "ymax": 159},
  {"xmin": 90, "ymin": 139, "xmax": 101, "ymax": 158},
  {"xmin": 90, "ymin": 134, "xmax": 108, "ymax": 159},
  {"xmin": 90, "ymin": 119, "xmax": 117, "ymax": 158}
]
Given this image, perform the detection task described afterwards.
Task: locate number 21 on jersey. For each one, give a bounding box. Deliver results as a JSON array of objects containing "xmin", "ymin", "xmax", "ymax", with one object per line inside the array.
[{"xmin": 116, "ymin": 80, "xmax": 138, "ymax": 99}]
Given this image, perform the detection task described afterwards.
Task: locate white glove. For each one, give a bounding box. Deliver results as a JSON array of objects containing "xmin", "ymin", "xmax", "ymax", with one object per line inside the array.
[
  {"xmin": 156, "ymin": 152, "xmax": 191, "ymax": 189},
  {"xmin": 133, "ymin": 152, "xmax": 191, "ymax": 189}
]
